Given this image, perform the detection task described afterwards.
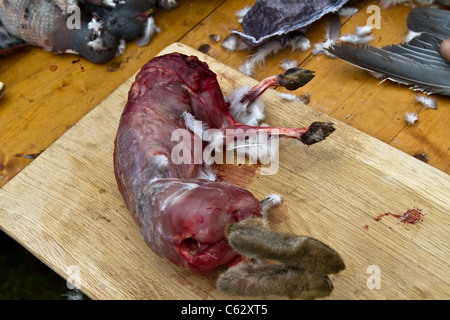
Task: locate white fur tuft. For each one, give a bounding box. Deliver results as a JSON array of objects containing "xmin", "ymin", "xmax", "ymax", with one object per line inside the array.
[{"xmin": 260, "ymin": 194, "xmax": 282, "ymax": 223}]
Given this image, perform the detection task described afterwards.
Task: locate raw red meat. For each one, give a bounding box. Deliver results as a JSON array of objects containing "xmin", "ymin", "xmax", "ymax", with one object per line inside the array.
[{"xmin": 114, "ymin": 53, "xmax": 334, "ymax": 275}]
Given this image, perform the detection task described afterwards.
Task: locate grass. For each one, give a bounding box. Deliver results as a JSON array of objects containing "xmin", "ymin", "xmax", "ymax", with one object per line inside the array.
[{"xmin": 0, "ymin": 231, "xmax": 70, "ymax": 300}]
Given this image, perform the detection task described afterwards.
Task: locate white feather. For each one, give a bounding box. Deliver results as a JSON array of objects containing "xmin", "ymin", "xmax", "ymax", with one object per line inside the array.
[
  {"xmin": 196, "ymin": 164, "xmax": 217, "ymax": 181},
  {"xmin": 151, "ymin": 154, "xmax": 169, "ymax": 169},
  {"xmin": 280, "ymin": 59, "xmax": 299, "ymax": 70},
  {"xmin": 137, "ymin": 17, "xmax": 161, "ymax": 47},
  {"xmin": 404, "ymin": 112, "xmax": 419, "ymax": 125},
  {"xmin": 236, "ymin": 6, "xmax": 252, "ymax": 23},
  {"xmin": 226, "ymin": 85, "xmax": 252, "ymax": 120},
  {"xmin": 116, "ymin": 39, "xmax": 126, "ymax": 57},
  {"xmin": 88, "ymin": 38, "xmax": 105, "ymax": 51},
  {"xmin": 221, "ymin": 34, "xmax": 251, "ymax": 52},
  {"xmin": 340, "ymin": 33, "xmax": 374, "ymax": 44},
  {"xmin": 404, "ymin": 30, "xmax": 422, "ymax": 43},
  {"xmin": 88, "ymin": 17, "xmax": 103, "ymax": 36},
  {"xmin": 240, "ymin": 40, "xmax": 283, "ymax": 76},
  {"xmin": 251, "ymin": 40, "xmax": 283, "ymax": 67},
  {"xmin": 380, "ymin": 0, "xmax": 410, "ymax": 9},
  {"xmin": 279, "ymin": 93, "xmax": 298, "ymax": 101},
  {"xmin": 238, "ymin": 60, "xmax": 255, "ymax": 76},
  {"xmin": 338, "ymin": 7, "xmax": 359, "ymax": 17},
  {"xmin": 355, "ymin": 25, "xmax": 373, "ymax": 37},
  {"xmin": 181, "ymin": 111, "xmax": 209, "ymax": 139},
  {"xmin": 415, "ymin": 94, "xmax": 437, "ymax": 109},
  {"xmin": 287, "ymin": 35, "xmax": 311, "ymax": 51},
  {"xmin": 103, "ymin": 0, "xmax": 117, "ymax": 7},
  {"xmin": 227, "ymin": 86, "xmax": 265, "ymax": 126}
]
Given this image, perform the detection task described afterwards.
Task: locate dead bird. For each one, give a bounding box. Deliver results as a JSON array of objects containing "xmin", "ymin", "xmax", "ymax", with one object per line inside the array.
[
  {"xmin": 0, "ymin": 0, "xmax": 178, "ymax": 63},
  {"xmin": 80, "ymin": 0, "xmax": 178, "ymax": 45},
  {"xmin": 232, "ymin": 0, "xmax": 348, "ymax": 46},
  {"xmin": 0, "ymin": 0, "xmax": 118, "ymax": 63}
]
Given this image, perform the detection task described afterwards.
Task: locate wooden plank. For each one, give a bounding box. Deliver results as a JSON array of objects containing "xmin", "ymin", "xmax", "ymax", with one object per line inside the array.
[
  {"xmin": 0, "ymin": 43, "xmax": 448, "ymax": 300},
  {"xmin": 0, "ymin": 0, "xmax": 225, "ymax": 188},
  {"xmin": 179, "ymin": 0, "xmax": 449, "ymax": 173}
]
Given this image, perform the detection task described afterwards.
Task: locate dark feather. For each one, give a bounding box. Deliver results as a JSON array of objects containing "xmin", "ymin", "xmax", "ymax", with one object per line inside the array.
[
  {"xmin": 327, "ymin": 41, "xmax": 450, "ymax": 95},
  {"xmin": 407, "ymin": 7, "xmax": 450, "ymax": 41},
  {"xmin": 326, "ymin": 7, "xmax": 450, "ymax": 96}
]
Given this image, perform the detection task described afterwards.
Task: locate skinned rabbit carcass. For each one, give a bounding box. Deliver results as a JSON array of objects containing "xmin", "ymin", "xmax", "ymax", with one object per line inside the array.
[{"xmin": 114, "ymin": 53, "xmax": 345, "ymax": 299}]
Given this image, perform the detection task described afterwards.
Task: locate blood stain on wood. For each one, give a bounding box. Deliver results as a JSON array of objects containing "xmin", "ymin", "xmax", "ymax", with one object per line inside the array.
[
  {"xmin": 375, "ymin": 208, "xmax": 424, "ymax": 225},
  {"xmin": 197, "ymin": 44, "xmax": 211, "ymax": 54},
  {"xmin": 107, "ymin": 61, "xmax": 122, "ymax": 72}
]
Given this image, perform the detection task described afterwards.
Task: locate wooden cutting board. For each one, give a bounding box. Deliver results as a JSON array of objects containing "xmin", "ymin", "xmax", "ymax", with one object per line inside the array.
[{"xmin": 0, "ymin": 43, "xmax": 448, "ymax": 300}]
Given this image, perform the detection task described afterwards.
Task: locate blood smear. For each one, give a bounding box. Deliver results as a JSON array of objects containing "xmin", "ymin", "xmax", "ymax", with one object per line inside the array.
[{"xmin": 375, "ymin": 208, "xmax": 424, "ymax": 225}]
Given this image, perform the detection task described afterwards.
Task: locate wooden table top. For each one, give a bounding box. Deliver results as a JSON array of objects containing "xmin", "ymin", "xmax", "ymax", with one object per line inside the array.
[{"xmin": 0, "ymin": 0, "xmax": 448, "ymax": 300}]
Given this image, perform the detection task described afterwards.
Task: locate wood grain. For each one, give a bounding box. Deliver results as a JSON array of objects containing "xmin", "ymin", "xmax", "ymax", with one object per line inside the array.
[{"xmin": 0, "ymin": 43, "xmax": 448, "ymax": 300}]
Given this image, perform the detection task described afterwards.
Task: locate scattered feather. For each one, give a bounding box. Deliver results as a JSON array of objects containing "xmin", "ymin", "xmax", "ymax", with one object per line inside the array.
[
  {"xmin": 340, "ymin": 33, "xmax": 374, "ymax": 44},
  {"xmin": 287, "ymin": 35, "xmax": 311, "ymax": 51},
  {"xmin": 355, "ymin": 25, "xmax": 373, "ymax": 37},
  {"xmin": 226, "ymin": 85, "xmax": 266, "ymax": 126},
  {"xmin": 239, "ymin": 40, "xmax": 283, "ymax": 76},
  {"xmin": 236, "ymin": 6, "xmax": 252, "ymax": 23},
  {"xmin": 404, "ymin": 30, "xmax": 422, "ymax": 43},
  {"xmin": 137, "ymin": 17, "xmax": 161, "ymax": 47},
  {"xmin": 88, "ymin": 38, "xmax": 105, "ymax": 51},
  {"xmin": 116, "ymin": 39, "xmax": 126, "ymax": 57},
  {"xmin": 104, "ymin": 0, "xmax": 117, "ymax": 7},
  {"xmin": 415, "ymin": 0, "xmax": 436, "ymax": 5},
  {"xmin": 181, "ymin": 111, "xmax": 209, "ymax": 138},
  {"xmin": 312, "ymin": 14, "xmax": 341, "ymax": 57},
  {"xmin": 404, "ymin": 112, "xmax": 419, "ymax": 125},
  {"xmin": 238, "ymin": 60, "xmax": 256, "ymax": 76},
  {"xmin": 62, "ymin": 289, "xmax": 85, "ymax": 300},
  {"xmin": 209, "ymin": 34, "xmax": 221, "ymax": 42},
  {"xmin": 280, "ymin": 59, "xmax": 298, "ymax": 70},
  {"xmin": 368, "ymin": 71, "xmax": 385, "ymax": 79},
  {"xmin": 415, "ymin": 94, "xmax": 437, "ymax": 109},
  {"xmin": 338, "ymin": 7, "xmax": 359, "ymax": 17},
  {"xmin": 196, "ymin": 164, "xmax": 217, "ymax": 181},
  {"xmin": 221, "ymin": 34, "xmax": 251, "ymax": 52},
  {"xmin": 279, "ymin": 93, "xmax": 298, "ymax": 101},
  {"xmin": 88, "ymin": 17, "xmax": 103, "ymax": 36},
  {"xmin": 380, "ymin": 0, "xmax": 410, "ymax": 9}
]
